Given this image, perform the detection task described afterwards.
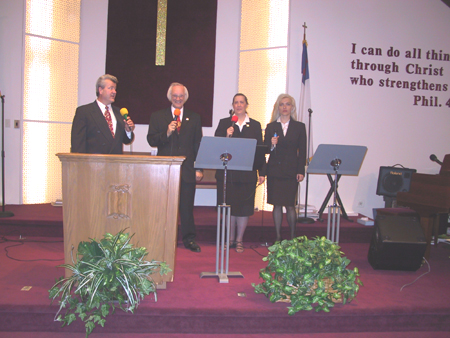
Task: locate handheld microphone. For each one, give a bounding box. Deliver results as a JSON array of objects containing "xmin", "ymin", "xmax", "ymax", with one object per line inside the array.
[
  {"xmin": 308, "ymin": 108, "xmax": 313, "ymax": 113},
  {"xmin": 229, "ymin": 114, "xmax": 238, "ymax": 137},
  {"xmin": 430, "ymin": 154, "xmax": 443, "ymax": 166},
  {"xmin": 173, "ymin": 109, "xmax": 182, "ymax": 133},
  {"xmin": 173, "ymin": 109, "xmax": 181, "ymax": 121},
  {"xmin": 120, "ymin": 108, "xmax": 129, "ymax": 120},
  {"xmin": 271, "ymin": 132, "xmax": 277, "ymax": 151}
]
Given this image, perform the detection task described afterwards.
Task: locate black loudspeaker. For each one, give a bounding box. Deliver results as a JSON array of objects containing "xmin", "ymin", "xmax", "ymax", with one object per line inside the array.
[
  {"xmin": 376, "ymin": 166, "xmax": 416, "ymax": 197},
  {"xmin": 368, "ymin": 215, "xmax": 426, "ymax": 271}
]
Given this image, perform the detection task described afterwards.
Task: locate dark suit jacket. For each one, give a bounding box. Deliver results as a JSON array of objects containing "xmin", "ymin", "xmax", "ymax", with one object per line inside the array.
[
  {"xmin": 71, "ymin": 101, "xmax": 133, "ymax": 154},
  {"xmin": 214, "ymin": 116, "xmax": 266, "ymax": 183},
  {"xmin": 147, "ymin": 107, "xmax": 202, "ymax": 183},
  {"xmin": 264, "ymin": 119, "xmax": 307, "ymax": 178}
]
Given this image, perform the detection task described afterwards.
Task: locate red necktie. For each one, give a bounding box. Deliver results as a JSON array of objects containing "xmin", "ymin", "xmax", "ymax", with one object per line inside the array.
[
  {"xmin": 175, "ymin": 109, "xmax": 181, "ymax": 132},
  {"xmin": 104, "ymin": 106, "xmax": 115, "ymax": 137}
]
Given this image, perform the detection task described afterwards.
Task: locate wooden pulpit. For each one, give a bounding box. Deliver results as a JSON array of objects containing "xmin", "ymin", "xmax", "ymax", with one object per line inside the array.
[{"xmin": 57, "ymin": 153, "xmax": 185, "ymax": 289}]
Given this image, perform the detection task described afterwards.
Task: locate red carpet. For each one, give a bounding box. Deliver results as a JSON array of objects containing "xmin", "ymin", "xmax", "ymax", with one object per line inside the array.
[{"xmin": 0, "ymin": 204, "xmax": 449, "ymax": 337}]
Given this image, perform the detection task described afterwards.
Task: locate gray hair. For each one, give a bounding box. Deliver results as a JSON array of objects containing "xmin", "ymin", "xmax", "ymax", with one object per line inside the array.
[
  {"xmin": 96, "ymin": 74, "xmax": 118, "ymax": 97},
  {"xmin": 270, "ymin": 94, "xmax": 297, "ymax": 122},
  {"xmin": 167, "ymin": 82, "xmax": 189, "ymax": 103}
]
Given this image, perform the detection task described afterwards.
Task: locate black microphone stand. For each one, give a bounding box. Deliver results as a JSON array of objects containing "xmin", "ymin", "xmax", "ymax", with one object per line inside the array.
[
  {"xmin": 0, "ymin": 93, "xmax": 14, "ymax": 217},
  {"xmin": 297, "ymin": 108, "xmax": 314, "ymax": 224}
]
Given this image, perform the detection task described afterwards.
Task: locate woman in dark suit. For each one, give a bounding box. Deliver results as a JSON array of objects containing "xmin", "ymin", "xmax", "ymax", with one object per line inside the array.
[
  {"xmin": 215, "ymin": 93, "xmax": 265, "ymax": 253},
  {"xmin": 264, "ymin": 94, "xmax": 306, "ymax": 242}
]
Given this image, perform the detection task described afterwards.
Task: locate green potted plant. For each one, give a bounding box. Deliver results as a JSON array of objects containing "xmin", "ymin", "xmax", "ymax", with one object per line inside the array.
[
  {"xmin": 252, "ymin": 236, "xmax": 362, "ymax": 315},
  {"xmin": 49, "ymin": 229, "xmax": 171, "ymax": 337}
]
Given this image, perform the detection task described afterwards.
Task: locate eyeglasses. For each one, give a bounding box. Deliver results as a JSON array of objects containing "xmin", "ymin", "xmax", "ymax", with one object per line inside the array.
[{"xmin": 172, "ymin": 95, "xmax": 185, "ymax": 99}]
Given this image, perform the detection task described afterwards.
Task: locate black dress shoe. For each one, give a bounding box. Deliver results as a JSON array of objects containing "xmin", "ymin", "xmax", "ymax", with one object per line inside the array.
[{"xmin": 184, "ymin": 241, "xmax": 201, "ymax": 252}]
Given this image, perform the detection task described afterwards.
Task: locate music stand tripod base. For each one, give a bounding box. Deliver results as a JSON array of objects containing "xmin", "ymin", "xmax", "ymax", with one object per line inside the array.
[
  {"xmin": 199, "ymin": 204, "xmax": 243, "ymax": 283},
  {"xmin": 0, "ymin": 211, "xmax": 14, "ymax": 218},
  {"xmin": 298, "ymin": 216, "xmax": 315, "ymax": 224},
  {"xmin": 200, "ymin": 272, "xmax": 244, "ymax": 283}
]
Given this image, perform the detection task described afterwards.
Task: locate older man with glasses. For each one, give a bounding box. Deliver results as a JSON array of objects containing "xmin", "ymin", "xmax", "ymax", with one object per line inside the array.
[{"xmin": 147, "ymin": 82, "xmax": 204, "ymax": 252}]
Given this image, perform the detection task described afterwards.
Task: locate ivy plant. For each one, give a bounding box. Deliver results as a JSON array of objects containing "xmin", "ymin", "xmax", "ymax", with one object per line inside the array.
[
  {"xmin": 49, "ymin": 229, "xmax": 171, "ymax": 337},
  {"xmin": 252, "ymin": 236, "xmax": 362, "ymax": 315}
]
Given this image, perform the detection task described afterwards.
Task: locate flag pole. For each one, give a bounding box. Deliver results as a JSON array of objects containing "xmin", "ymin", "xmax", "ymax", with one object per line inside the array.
[
  {"xmin": 298, "ymin": 108, "xmax": 314, "ymax": 224},
  {"xmin": 0, "ymin": 91, "xmax": 14, "ymax": 217},
  {"xmin": 297, "ymin": 22, "xmax": 315, "ymax": 224},
  {"xmin": 303, "ymin": 21, "xmax": 306, "ymax": 41}
]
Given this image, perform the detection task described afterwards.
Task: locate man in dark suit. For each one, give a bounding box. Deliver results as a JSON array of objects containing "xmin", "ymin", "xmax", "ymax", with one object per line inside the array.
[
  {"xmin": 71, "ymin": 74, "xmax": 135, "ymax": 154},
  {"xmin": 147, "ymin": 82, "xmax": 203, "ymax": 252}
]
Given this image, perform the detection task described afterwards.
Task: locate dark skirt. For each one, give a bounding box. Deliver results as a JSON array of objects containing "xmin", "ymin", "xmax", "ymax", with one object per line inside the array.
[
  {"xmin": 267, "ymin": 176, "xmax": 298, "ymax": 206},
  {"xmin": 216, "ymin": 180, "xmax": 256, "ymax": 217}
]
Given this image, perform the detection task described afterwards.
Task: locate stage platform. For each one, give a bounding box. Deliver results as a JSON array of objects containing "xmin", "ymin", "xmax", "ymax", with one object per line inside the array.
[
  {"xmin": 0, "ymin": 204, "xmax": 373, "ymax": 244},
  {"xmin": 0, "ymin": 204, "xmax": 449, "ymax": 337}
]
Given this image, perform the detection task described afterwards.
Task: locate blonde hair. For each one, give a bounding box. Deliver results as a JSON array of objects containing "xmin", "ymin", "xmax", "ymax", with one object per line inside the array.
[{"xmin": 270, "ymin": 94, "xmax": 297, "ymax": 122}]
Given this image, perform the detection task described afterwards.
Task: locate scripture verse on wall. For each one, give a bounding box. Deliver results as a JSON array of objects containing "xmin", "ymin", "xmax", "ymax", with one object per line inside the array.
[{"xmin": 350, "ymin": 43, "xmax": 450, "ymax": 109}]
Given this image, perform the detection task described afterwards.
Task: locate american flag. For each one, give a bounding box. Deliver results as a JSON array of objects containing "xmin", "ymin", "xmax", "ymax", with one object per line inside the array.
[{"xmin": 298, "ymin": 38, "xmax": 314, "ymax": 162}]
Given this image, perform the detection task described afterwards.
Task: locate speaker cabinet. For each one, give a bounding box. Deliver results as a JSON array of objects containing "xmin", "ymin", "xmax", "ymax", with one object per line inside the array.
[
  {"xmin": 368, "ymin": 215, "xmax": 426, "ymax": 271},
  {"xmin": 376, "ymin": 166, "xmax": 416, "ymax": 197}
]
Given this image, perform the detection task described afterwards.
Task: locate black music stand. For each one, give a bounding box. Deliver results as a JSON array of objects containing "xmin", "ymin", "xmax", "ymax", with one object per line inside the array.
[
  {"xmin": 195, "ymin": 136, "xmax": 256, "ymax": 283},
  {"xmin": 308, "ymin": 144, "xmax": 367, "ymax": 223}
]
